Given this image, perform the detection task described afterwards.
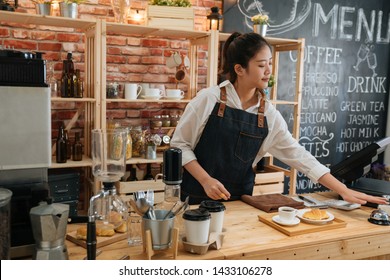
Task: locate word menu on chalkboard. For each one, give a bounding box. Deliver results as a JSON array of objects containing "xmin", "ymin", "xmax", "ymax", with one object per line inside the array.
[{"xmin": 223, "ymin": 0, "xmax": 389, "ymax": 193}]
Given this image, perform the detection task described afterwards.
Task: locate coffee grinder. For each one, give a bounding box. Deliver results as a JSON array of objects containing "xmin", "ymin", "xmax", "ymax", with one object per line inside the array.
[
  {"xmin": 29, "ymin": 199, "xmax": 69, "ymax": 260},
  {"xmin": 87, "ymin": 129, "xmax": 128, "ymax": 260}
]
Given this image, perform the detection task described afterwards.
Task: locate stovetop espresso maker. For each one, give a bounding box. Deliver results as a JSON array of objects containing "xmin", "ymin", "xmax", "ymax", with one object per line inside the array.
[{"xmin": 29, "ymin": 199, "xmax": 69, "ymax": 260}]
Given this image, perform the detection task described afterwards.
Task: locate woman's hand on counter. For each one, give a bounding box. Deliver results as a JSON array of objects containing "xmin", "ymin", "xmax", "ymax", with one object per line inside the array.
[
  {"xmin": 318, "ymin": 172, "xmax": 389, "ymax": 205},
  {"xmin": 339, "ymin": 188, "xmax": 389, "ymax": 205},
  {"xmin": 201, "ymin": 177, "xmax": 231, "ymax": 201}
]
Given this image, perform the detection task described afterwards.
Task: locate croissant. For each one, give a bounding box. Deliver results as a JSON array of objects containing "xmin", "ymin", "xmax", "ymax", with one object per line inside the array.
[{"xmin": 303, "ymin": 208, "xmax": 329, "ymax": 220}]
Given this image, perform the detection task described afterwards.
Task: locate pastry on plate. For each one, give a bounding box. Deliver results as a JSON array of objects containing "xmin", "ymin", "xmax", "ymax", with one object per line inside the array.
[{"xmin": 303, "ymin": 208, "xmax": 329, "ymax": 220}]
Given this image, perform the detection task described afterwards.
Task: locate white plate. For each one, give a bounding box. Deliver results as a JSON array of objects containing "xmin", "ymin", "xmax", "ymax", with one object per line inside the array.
[
  {"xmin": 142, "ymin": 96, "xmax": 161, "ymax": 100},
  {"xmin": 164, "ymin": 96, "xmax": 184, "ymax": 100},
  {"xmin": 297, "ymin": 209, "xmax": 334, "ymax": 224},
  {"xmin": 272, "ymin": 215, "xmax": 300, "ymax": 226}
]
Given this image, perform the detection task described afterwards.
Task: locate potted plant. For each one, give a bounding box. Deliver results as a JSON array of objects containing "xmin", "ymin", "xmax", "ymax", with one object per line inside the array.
[
  {"xmin": 147, "ymin": 0, "xmax": 194, "ymax": 30},
  {"xmin": 251, "ymin": 13, "xmax": 269, "ymax": 36},
  {"xmin": 33, "ymin": 0, "xmax": 52, "ymax": 16},
  {"xmin": 145, "ymin": 133, "xmax": 162, "ymax": 160},
  {"xmin": 59, "ymin": 0, "xmax": 87, "ymax": 19}
]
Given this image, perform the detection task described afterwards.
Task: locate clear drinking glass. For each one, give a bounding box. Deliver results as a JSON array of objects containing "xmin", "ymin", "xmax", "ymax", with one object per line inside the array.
[{"xmin": 127, "ymin": 214, "xmax": 142, "ymax": 246}]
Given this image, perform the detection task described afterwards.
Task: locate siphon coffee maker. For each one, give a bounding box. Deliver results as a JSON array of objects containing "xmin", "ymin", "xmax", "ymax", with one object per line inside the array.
[
  {"xmin": 88, "ymin": 129, "xmax": 128, "ymax": 260},
  {"xmin": 29, "ymin": 199, "xmax": 69, "ymax": 260}
]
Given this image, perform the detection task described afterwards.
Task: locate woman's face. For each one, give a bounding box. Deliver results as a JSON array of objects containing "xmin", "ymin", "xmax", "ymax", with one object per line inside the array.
[{"xmin": 241, "ymin": 46, "xmax": 272, "ymax": 89}]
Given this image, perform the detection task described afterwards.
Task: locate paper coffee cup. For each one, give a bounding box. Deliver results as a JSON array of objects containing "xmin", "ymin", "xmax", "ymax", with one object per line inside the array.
[
  {"xmin": 199, "ymin": 200, "xmax": 226, "ymax": 233},
  {"xmin": 183, "ymin": 209, "xmax": 210, "ymax": 244}
]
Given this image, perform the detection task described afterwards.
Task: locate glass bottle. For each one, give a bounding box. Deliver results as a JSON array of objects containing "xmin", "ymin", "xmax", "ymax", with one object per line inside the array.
[
  {"xmin": 127, "ymin": 164, "xmax": 138, "ymax": 181},
  {"xmin": 143, "ymin": 163, "xmax": 154, "ymax": 180},
  {"xmin": 56, "ymin": 123, "xmax": 67, "ymax": 163},
  {"xmin": 72, "ymin": 132, "xmax": 83, "ymax": 161},
  {"xmin": 65, "ymin": 129, "xmax": 72, "ymax": 160},
  {"xmin": 60, "ymin": 67, "xmax": 67, "ymax": 98},
  {"xmin": 73, "ymin": 69, "xmax": 83, "ymax": 98}
]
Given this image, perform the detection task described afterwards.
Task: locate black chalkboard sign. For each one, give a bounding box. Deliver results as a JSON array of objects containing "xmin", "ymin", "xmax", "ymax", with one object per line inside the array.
[{"xmin": 223, "ymin": 0, "xmax": 389, "ymax": 193}]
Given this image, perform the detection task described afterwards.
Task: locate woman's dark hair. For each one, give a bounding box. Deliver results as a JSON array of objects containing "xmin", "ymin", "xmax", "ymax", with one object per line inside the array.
[{"xmin": 220, "ymin": 32, "xmax": 271, "ymax": 83}]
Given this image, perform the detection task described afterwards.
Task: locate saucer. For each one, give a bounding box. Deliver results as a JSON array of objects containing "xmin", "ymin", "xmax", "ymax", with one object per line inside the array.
[
  {"xmin": 142, "ymin": 96, "xmax": 161, "ymax": 100},
  {"xmin": 164, "ymin": 96, "xmax": 184, "ymax": 100},
  {"xmin": 272, "ymin": 215, "xmax": 300, "ymax": 226}
]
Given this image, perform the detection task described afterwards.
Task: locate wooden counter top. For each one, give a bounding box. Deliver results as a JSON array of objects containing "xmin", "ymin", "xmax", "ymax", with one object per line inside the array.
[{"xmin": 66, "ymin": 192, "xmax": 390, "ymax": 260}]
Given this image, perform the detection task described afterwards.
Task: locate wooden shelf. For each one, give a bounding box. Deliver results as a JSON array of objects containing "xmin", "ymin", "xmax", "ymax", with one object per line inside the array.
[
  {"xmin": 126, "ymin": 156, "xmax": 163, "ymax": 165},
  {"xmin": 51, "ymin": 97, "xmax": 96, "ymax": 102},
  {"xmin": 50, "ymin": 155, "xmax": 92, "ymax": 169},
  {"xmin": 105, "ymin": 22, "xmax": 209, "ymax": 40},
  {"xmin": 0, "ymin": 11, "xmax": 96, "ymax": 31}
]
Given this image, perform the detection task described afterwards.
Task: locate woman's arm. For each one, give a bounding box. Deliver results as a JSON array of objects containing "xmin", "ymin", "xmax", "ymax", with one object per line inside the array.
[{"xmin": 318, "ymin": 173, "xmax": 389, "ymax": 205}]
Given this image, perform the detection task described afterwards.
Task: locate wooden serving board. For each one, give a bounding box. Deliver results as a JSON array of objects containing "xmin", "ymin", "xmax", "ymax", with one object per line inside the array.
[
  {"xmin": 66, "ymin": 231, "xmax": 127, "ymax": 249},
  {"xmin": 258, "ymin": 212, "xmax": 347, "ymax": 236}
]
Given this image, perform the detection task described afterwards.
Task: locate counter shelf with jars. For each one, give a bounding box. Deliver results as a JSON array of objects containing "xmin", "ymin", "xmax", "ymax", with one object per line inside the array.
[{"xmin": 99, "ymin": 21, "xmax": 213, "ymax": 191}]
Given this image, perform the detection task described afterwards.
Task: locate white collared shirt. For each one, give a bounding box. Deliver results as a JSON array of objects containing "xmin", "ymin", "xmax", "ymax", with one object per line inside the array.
[{"xmin": 170, "ymin": 80, "xmax": 329, "ymax": 183}]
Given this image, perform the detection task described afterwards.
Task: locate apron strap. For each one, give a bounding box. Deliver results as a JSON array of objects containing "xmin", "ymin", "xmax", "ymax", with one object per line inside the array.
[
  {"xmin": 218, "ymin": 86, "xmax": 266, "ymax": 128},
  {"xmin": 217, "ymin": 86, "xmax": 227, "ymax": 117},
  {"xmin": 257, "ymin": 90, "xmax": 265, "ymax": 128}
]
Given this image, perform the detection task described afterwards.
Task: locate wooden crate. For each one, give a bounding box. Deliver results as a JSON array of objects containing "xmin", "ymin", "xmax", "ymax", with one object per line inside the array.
[
  {"xmin": 253, "ymin": 166, "xmax": 285, "ymax": 195},
  {"xmin": 146, "ymin": 5, "xmax": 194, "ymax": 31}
]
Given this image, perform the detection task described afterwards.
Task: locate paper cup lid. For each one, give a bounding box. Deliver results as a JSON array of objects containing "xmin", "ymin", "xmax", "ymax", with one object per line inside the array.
[
  {"xmin": 199, "ymin": 200, "xmax": 226, "ymax": 212},
  {"xmin": 182, "ymin": 208, "xmax": 210, "ymax": 221}
]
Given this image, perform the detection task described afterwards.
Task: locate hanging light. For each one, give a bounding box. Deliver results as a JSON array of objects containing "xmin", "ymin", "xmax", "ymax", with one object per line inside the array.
[{"xmin": 206, "ymin": 6, "xmax": 223, "ymax": 31}]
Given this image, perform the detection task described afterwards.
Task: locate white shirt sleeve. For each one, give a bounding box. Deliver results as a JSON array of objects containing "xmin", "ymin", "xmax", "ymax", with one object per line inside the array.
[{"xmin": 259, "ymin": 102, "xmax": 330, "ymax": 183}]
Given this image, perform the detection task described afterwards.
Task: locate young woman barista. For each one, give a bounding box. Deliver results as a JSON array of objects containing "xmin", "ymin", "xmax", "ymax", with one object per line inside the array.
[{"xmin": 170, "ymin": 32, "xmax": 389, "ymax": 206}]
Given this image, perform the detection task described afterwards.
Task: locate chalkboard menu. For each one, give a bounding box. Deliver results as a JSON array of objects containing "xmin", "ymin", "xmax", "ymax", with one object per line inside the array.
[{"xmin": 223, "ymin": 0, "xmax": 389, "ymax": 193}]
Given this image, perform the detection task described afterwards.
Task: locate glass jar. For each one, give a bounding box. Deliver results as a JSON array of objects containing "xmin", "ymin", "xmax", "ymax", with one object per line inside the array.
[
  {"xmin": 130, "ymin": 126, "xmax": 145, "ymax": 157},
  {"xmin": 120, "ymin": 127, "xmax": 132, "ymax": 160},
  {"xmin": 106, "ymin": 82, "xmax": 119, "ymax": 99},
  {"xmin": 150, "ymin": 115, "xmax": 162, "ymax": 129},
  {"xmin": 161, "ymin": 115, "xmax": 171, "ymax": 127},
  {"xmin": 170, "ymin": 114, "xmax": 180, "ymax": 127}
]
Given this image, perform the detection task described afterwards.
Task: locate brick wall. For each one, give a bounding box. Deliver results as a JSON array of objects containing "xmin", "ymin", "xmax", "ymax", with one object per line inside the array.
[{"xmin": 0, "ymin": 0, "xmax": 222, "ymax": 145}]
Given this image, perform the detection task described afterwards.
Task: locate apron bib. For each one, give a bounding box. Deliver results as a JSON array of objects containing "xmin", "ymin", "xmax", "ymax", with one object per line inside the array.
[{"xmin": 182, "ymin": 86, "xmax": 269, "ymax": 204}]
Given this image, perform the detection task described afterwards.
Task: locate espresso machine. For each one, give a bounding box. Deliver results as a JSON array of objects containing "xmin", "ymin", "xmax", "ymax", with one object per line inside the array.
[
  {"xmin": 87, "ymin": 129, "xmax": 128, "ymax": 260},
  {"xmin": 29, "ymin": 199, "xmax": 69, "ymax": 260}
]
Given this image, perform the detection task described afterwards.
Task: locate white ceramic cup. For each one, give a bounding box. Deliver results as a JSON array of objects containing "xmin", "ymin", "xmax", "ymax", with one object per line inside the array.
[
  {"xmin": 166, "ymin": 52, "xmax": 182, "ymax": 68},
  {"xmin": 278, "ymin": 206, "xmax": 297, "ymax": 222},
  {"xmin": 144, "ymin": 88, "xmax": 163, "ymax": 97},
  {"xmin": 166, "ymin": 89, "xmax": 185, "ymax": 98},
  {"xmin": 124, "ymin": 83, "xmax": 142, "ymax": 100}
]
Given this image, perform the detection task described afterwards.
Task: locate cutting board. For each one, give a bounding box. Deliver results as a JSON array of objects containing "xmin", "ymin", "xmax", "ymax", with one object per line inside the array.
[
  {"xmin": 258, "ymin": 212, "xmax": 347, "ymax": 236},
  {"xmin": 66, "ymin": 230, "xmax": 127, "ymax": 249}
]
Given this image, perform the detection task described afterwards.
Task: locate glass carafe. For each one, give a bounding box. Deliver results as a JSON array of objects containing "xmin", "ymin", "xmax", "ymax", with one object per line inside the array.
[{"xmin": 88, "ymin": 129, "xmax": 128, "ymax": 259}]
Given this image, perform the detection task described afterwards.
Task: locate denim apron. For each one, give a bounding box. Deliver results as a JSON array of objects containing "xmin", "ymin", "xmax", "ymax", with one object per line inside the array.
[{"xmin": 181, "ymin": 86, "xmax": 269, "ymax": 204}]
